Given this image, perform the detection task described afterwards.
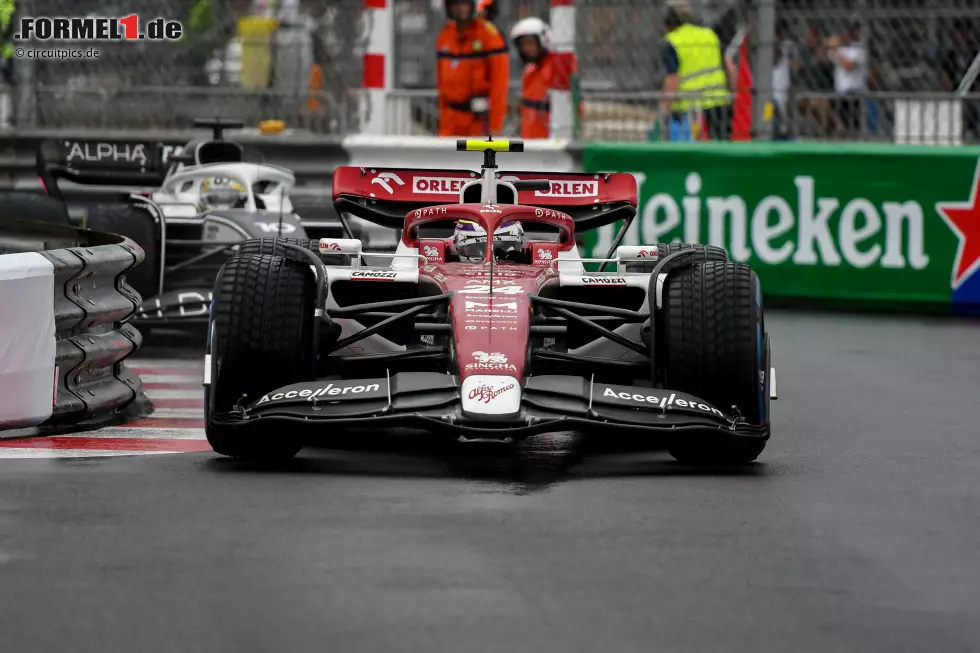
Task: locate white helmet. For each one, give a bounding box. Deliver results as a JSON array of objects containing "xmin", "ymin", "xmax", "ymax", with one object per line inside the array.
[
  {"xmin": 510, "ymin": 17, "xmax": 551, "ymax": 52},
  {"xmin": 453, "ymin": 219, "xmax": 526, "ymax": 263}
]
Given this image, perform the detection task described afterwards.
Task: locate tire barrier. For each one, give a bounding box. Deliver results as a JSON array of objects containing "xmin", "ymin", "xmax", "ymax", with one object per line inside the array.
[{"xmin": 0, "ymin": 219, "xmax": 146, "ymax": 432}]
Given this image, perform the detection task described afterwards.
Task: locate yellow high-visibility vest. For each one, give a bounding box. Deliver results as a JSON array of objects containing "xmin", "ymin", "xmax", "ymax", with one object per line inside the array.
[
  {"xmin": 1, "ymin": 0, "xmax": 16, "ymax": 61},
  {"xmin": 665, "ymin": 23, "xmax": 730, "ymax": 112}
]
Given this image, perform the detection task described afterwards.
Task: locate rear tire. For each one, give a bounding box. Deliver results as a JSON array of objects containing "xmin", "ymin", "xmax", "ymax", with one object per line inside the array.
[
  {"xmin": 85, "ymin": 203, "xmax": 161, "ymax": 300},
  {"xmin": 206, "ymin": 254, "xmax": 316, "ymax": 460},
  {"xmin": 0, "ymin": 192, "xmax": 71, "ymax": 225},
  {"xmin": 662, "ymin": 261, "xmax": 767, "ymax": 465}
]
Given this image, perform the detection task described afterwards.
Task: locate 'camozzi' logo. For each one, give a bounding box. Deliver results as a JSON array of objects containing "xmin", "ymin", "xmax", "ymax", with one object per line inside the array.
[
  {"xmin": 936, "ymin": 160, "xmax": 980, "ymax": 289},
  {"xmin": 468, "ymin": 382, "xmax": 516, "ymax": 404}
]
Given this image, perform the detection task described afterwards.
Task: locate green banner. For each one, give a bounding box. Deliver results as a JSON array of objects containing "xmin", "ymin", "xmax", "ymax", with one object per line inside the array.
[{"xmin": 580, "ymin": 142, "xmax": 980, "ymax": 311}]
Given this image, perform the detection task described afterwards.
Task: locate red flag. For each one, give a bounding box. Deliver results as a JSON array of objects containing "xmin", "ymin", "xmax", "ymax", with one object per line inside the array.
[{"xmin": 732, "ymin": 34, "xmax": 753, "ymax": 141}]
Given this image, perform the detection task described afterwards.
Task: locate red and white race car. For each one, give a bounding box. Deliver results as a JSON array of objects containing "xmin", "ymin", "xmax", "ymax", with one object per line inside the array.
[{"xmin": 203, "ymin": 139, "xmax": 776, "ymax": 465}]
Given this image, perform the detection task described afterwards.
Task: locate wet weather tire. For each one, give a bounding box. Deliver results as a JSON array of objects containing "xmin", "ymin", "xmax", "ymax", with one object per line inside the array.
[
  {"xmin": 662, "ymin": 261, "xmax": 767, "ymax": 465},
  {"xmin": 205, "ymin": 254, "xmax": 316, "ymax": 460}
]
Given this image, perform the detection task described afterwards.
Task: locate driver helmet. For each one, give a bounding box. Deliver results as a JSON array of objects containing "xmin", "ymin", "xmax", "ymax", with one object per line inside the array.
[
  {"xmin": 453, "ymin": 219, "xmax": 526, "ymax": 262},
  {"xmin": 201, "ymin": 176, "xmax": 247, "ymax": 210}
]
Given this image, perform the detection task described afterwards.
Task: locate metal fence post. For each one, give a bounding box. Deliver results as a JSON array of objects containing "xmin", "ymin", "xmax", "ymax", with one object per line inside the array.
[{"xmin": 751, "ymin": 0, "xmax": 775, "ymax": 141}]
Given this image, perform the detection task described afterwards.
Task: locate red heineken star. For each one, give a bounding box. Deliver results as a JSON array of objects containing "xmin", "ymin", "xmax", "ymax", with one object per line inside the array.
[{"xmin": 936, "ymin": 160, "xmax": 980, "ymax": 289}]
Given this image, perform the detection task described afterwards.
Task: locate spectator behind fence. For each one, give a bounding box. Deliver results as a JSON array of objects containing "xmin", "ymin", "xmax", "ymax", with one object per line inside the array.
[
  {"xmin": 772, "ymin": 19, "xmax": 799, "ymax": 139},
  {"xmin": 939, "ymin": 19, "xmax": 979, "ymax": 142},
  {"xmin": 827, "ymin": 19, "xmax": 868, "ymax": 136},
  {"xmin": 795, "ymin": 22, "xmax": 836, "ymax": 137},
  {"xmin": 660, "ymin": 4, "xmax": 733, "ymax": 141},
  {"xmin": 436, "ymin": 0, "xmax": 509, "ymax": 137}
]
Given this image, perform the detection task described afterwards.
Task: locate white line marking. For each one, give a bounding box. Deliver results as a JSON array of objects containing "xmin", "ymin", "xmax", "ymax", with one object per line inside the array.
[
  {"xmin": 81, "ymin": 427, "xmax": 206, "ymax": 440},
  {"xmin": 143, "ymin": 389, "xmax": 204, "ymax": 400},
  {"xmin": 140, "ymin": 374, "xmax": 201, "ymax": 384},
  {"xmin": 0, "ymin": 449, "xmax": 179, "ymax": 459}
]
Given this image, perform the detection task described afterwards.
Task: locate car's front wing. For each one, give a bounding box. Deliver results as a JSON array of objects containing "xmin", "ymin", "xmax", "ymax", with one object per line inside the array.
[{"xmin": 208, "ymin": 372, "xmax": 771, "ymax": 443}]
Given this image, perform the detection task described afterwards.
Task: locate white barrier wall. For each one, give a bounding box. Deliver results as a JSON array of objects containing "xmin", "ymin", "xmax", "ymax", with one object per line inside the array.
[
  {"xmin": 0, "ymin": 253, "xmax": 56, "ymax": 429},
  {"xmin": 342, "ymin": 135, "xmax": 576, "ymax": 172}
]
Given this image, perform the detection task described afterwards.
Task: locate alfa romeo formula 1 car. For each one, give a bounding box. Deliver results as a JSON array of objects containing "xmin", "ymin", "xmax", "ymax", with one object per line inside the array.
[
  {"xmin": 34, "ymin": 118, "xmax": 340, "ymax": 328},
  {"xmin": 204, "ymin": 139, "xmax": 777, "ymax": 465}
]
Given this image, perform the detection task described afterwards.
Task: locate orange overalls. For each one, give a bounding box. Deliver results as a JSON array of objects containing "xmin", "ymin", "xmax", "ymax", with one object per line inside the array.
[
  {"xmin": 436, "ymin": 18, "xmax": 509, "ymax": 137},
  {"xmin": 519, "ymin": 52, "xmax": 555, "ymax": 139},
  {"xmin": 519, "ymin": 52, "xmax": 577, "ymax": 139}
]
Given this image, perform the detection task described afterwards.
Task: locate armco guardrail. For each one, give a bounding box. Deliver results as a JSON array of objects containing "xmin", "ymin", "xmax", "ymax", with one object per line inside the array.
[
  {"xmin": 579, "ymin": 141, "xmax": 980, "ymax": 314},
  {"xmin": 0, "ymin": 220, "xmax": 146, "ymax": 431}
]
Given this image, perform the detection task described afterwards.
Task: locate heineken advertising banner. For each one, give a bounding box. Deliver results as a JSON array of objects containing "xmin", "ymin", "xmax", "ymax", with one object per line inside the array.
[{"xmin": 580, "ymin": 142, "xmax": 980, "ymax": 312}]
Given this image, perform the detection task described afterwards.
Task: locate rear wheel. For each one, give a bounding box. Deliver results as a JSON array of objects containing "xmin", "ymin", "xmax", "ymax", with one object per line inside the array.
[
  {"xmin": 206, "ymin": 254, "xmax": 316, "ymax": 460},
  {"xmin": 85, "ymin": 203, "xmax": 161, "ymax": 300},
  {"xmin": 0, "ymin": 192, "xmax": 72, "ymax": 225},
  {"xmin": 662, "ymin": 261, "xmax": 767, "ymax": 465}
]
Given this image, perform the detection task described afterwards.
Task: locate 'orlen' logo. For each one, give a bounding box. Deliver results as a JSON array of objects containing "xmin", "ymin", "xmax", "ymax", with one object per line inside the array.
[
  {"xmin": 535, "ymin": 180, "xmax": 598, "ymax": 198},
  {"xmin": 536, "ymin": 248, "xmax": 554, "ymax": 261},
  {"xmin": 639, "ymin": 248, "xmax": 658, "ymax": 258},
  {"xmin": 468, "ymin": 382, "xmax": 516, "ymax": 404},
  {"xmin": 423, "ymin": 245, "xmax": 441, "ymax": 260},
  {"xmin": 582, "ymin": 276, "xmax": 627, "ymax": 285},
  {"xmin": 414, "ymin": 177, "xmax": 468, "ymax": 194},
  {"xmin": 351, "ymin": 271, "xmax": 397, "ymax": 280},
  {"xmin": 323, "ymin": 242, "xmax": 341, "ymax": 251},
  {"xmin": 371, "ymin": 172, "xmax": 405, "ymax": 195}
]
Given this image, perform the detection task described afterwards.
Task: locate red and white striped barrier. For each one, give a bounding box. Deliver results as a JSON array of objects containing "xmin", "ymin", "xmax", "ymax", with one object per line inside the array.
[
  {"xmin": 549, "ymin": 0, "xmax": 577, "ymax": 140},
  {"xmin": 360, "ymin": 0, "xmax": 394, "ymax": 135}
]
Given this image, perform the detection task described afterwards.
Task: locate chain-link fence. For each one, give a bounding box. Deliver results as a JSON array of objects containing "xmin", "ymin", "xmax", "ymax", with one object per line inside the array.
[
  {"xmin": 10, "ymin": 0, "xmax": 364, "ymax": 134},
  {"xmin": 5, "ymin": 0, "xmax": 979, "ymax": 142}
]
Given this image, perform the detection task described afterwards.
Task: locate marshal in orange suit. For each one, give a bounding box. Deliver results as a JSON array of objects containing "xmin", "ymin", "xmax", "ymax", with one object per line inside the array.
[
  {"xmin": 436, "ymin": 0, "xmax": 509, "ymax": 137},
  {"xmin": 510, "ymin": 17, "xmax": 573, "ymax": 139}
]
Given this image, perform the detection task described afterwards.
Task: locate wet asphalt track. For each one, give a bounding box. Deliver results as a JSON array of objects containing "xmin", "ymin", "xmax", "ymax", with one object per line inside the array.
[{"xmin": 1, "ymin": 309, "xmax": 979, "ymax": 653}]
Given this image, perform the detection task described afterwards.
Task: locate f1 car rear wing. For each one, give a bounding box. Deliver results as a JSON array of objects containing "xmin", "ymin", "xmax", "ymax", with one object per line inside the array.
[
  {"xmin": 36, "ymin": 118, "xmax": 246, "ymax": 200},
  {"xmin": 36, "ymin": 138, "xmax": 172, "ymax": 199},
  {"xmin": 331, "ymin": 166, "xmax": 637, "ymax": 234}
]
